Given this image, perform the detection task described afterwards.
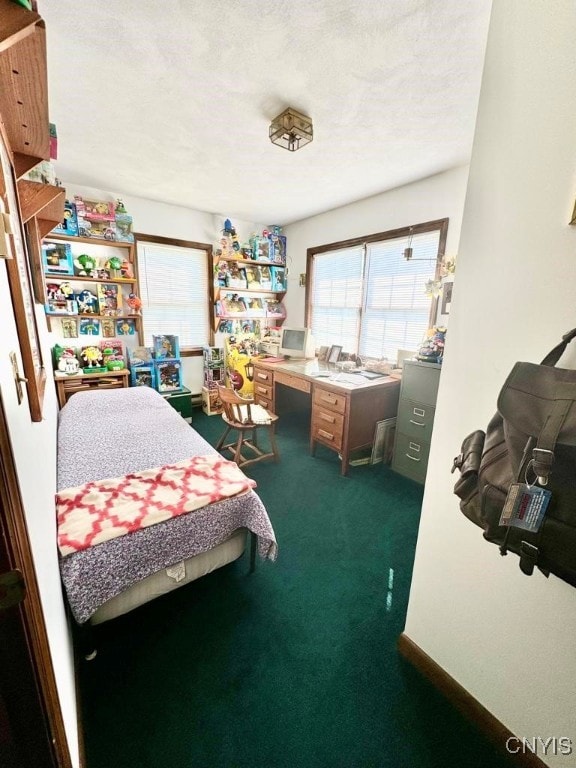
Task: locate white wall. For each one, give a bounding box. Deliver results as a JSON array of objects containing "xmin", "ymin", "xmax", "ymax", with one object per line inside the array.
[
  {"xmin": 0, "ymin": 265, "xmax": 79, "ymax": 766},
  {"xmin": 282, "ymin": 165, "xmax": 469, "ymax": 325},
  {"xmin": 62, "ymin": 183, "xmax": 265, "ymax": 391},
  {"xmin": 404, "ymin": 2, "xmax": 576, "ymax": 765}
]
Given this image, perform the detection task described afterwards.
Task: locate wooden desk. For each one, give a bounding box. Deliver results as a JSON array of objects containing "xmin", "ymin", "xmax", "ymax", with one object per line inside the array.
[
  {"xmin": 54, "ymin": 369, "xmax": 130, "ymax": 408},
  {"xmin": 252, "ymin": 359, "xmax": 400, "ymax": 475}
]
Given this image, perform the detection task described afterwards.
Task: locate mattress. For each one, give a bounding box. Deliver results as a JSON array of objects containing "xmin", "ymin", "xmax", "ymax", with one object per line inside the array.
[{"xmin": 57, "ymin": 388, "xmax": 277, "ymax": 623}]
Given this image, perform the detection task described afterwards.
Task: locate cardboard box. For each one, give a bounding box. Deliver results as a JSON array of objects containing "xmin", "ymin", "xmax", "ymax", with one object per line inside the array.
[{"xmin": 201, "ymin": 386, "xmax": 223, "ymax": 416}]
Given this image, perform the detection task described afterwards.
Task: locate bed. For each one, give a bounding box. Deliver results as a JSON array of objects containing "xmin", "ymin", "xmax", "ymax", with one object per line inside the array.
[{"xmin": 57, "ymin": 387, "xmax": 277, "ymax": 628}]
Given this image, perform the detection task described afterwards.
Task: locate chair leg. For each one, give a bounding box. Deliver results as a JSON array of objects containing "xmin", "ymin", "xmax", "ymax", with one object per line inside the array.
[
  {"xmin": 252, "ymin": 428, "xmax": 258, "ymax": 448},
  {"xmin": 215, "ymin": 425, "xmax": 231, "ymax": 451},
  {"xmin": 234, "ymin": 431, "xmax": 244, "ymax": 465},
  {"xmin": 268, "ymin": 424, "xmax": 280, "ymax": 462}
]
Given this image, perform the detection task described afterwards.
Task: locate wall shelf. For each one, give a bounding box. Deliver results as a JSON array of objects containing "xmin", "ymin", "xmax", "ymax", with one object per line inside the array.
[
  {"xmin": 44, "ymin": 274, "xmax": 137, "ymax": 285},
  {"xmin": 0, "ymin": 0, "xmax": 50, "ymax": 165},
  {"xmin": 44, "ymin": 233, "xmax": 134, "ymax": 250}
]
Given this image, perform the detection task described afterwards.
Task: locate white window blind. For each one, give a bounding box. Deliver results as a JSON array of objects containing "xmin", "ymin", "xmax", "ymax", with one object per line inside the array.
[
  {"xmin": 309, "ymin": 246, "xmax": 364, "ymax": 351},
  {"xmin": 309, "ymin": 227, "xmax": 441, "ymax": 361},
  {"xmin": 361, "ymin": 230, "xmax": 440, "ymax": 360},
  {"xmin": 137, "ymin": 241, "xmax": 209, "ymax": 349}
]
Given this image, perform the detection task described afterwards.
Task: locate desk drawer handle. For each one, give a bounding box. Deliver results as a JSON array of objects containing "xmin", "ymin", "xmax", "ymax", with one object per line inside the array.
[
  {"xmin": 256, "ymin": 386, "xmax": 268, "ymax": 394},
  {"xmin": 413, "ymin": 407, "xmax": 425, "ymax": 417},
  {"xmin": 409, "ymin": 419, "xmax": 425, "ymax": 427},
  {"xmin": 405, "ymin": 453, "xmax": 421, "ymax": 462},
  {"xmin": 258, "ymin": 399, "xmax": 269, "ymax": 408},
  {"xmin": 318, "ymin": 429, "xmax": 334, "ymax": 441},
  {"xmin": 257, "ymin": 373, "xmax": 268, "ymax": 380},
  {"xmin": 319, "ymin": 413, "xmax": 335, "ymax": 423},
  {"xmin": 320, "ymin": 394, "xmax": 337, "ymax": 404}
]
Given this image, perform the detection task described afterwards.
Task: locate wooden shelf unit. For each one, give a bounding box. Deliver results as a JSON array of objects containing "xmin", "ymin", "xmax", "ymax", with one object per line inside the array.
[{"xmin": 41, "ymin": 233, "xmax": 143, "ymax": 343}]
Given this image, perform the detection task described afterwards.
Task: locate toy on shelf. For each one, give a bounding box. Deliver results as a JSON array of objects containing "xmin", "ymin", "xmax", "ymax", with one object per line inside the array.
[
  {"xmin": 46, "ymin": 282, "xmax": 77, "ymax": 315},
  {"xmin": 155, "ymin": 359, "xmax": 183, "ymax": 393},
  {"xmin": 54, "ymin": 346, "xmax": 80, "ymax": 376},
  {"xmin": 223, "ymin": 218, "xmax": 240, "ymax": 252},
  {"xmin": 105, "ymin": 256, "xmax": 123, "ymax": 278},
  {"xmin": 52, "ymin": 200, "xmax": 79, "ymax": 237},
  {"xmin": 74, "ymin": 253, "xmax": 98, "ymax": 277},
  {"xmin": 120, "ymin": 259, "xmax": 134, "ymax": 279},
  {"xmin": 203, "ymin": 345, "xmax": 225, "ymax": 391},
  {"xmin": 126, "ymin": 293, "xmax": 142, "ymax": 314},
  {"xmin": 61, "ymin": 318, "xmax": 78, "ymax": 338},
  {"xmin": 42, "ymin": 242, "xmax": 73, "ymax": 275},
  {"xmin": 131, "ymin": 366, "xmax": 155, "ymax": 387},
  {"xmin": 116, "ymin": 318, "xmax": 136, "ymax": 335},
  {"xmin": 81, "ymin": 345, "xmax": 105, "ymax": 373},
  {"xmin": 417, "ymin": 326, "xmax": 446, "ymax": 364},
  {"xmin": 100, "ymin": 341, "xmax": 125, "ymax": 371},
  {"xmin": 79, "ymin": 318, "xmax": 101, "ymax": 336},
  {"xmin": 271, "ymin": 266, "xmax": 287, "ymax": 291},
  {"xmin": 153, "ymin": 335, "xmax": 180, "ymax": 359},
  {"xmin": 97, "ymin": 283, "xmax": 121, "ymax": 315},
  {"xmin": 115, "ymin": 212, "xmax": 134, "ymax": 243},
  {"xmin": 77, "ymin": 289, "xmax": 99, "ymax": 314},
  {"xmin": 101, "ymin": 318, "xmax": 116, "ymax": 338}
]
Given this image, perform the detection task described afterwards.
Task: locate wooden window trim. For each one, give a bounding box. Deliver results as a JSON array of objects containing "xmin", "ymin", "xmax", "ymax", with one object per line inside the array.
[{"xmin": 134, "ymin": 232, "xmax": 213, "ymax": 353}]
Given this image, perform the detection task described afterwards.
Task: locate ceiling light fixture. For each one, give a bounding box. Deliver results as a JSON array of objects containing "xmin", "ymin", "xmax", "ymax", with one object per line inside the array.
[{"xmin": 269, "ymin": 108, "xmax": 313, "ymax": 152}]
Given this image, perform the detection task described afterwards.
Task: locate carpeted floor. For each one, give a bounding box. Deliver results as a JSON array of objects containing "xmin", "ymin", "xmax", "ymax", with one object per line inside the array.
[{"xmin": 79, "ymin": 408, "xmax": 512, "ymax": 768}]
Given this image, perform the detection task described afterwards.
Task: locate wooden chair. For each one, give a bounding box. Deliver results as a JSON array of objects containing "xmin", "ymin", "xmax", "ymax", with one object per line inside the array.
[{"xmin": 215, "ymin": 385, "xmax": 280, "ymax": 468}]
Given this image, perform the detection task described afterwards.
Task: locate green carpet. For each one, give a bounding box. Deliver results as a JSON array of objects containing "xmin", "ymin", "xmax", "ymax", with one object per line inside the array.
[{"xmin": 79, "ymin": 410, "xmax": 512, "ymax": 768}]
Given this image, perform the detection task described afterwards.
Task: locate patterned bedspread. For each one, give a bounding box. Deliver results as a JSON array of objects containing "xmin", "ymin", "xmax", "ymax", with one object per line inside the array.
[{"xmin": 57, "ymin": 388, "xmax": 277, "ymax": 624}]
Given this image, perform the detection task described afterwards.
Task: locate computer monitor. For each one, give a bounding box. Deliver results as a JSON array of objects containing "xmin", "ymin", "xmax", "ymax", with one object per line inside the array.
[{"xmin": 279, "ymin": 327, "xmax": 316, "ymax": 359}]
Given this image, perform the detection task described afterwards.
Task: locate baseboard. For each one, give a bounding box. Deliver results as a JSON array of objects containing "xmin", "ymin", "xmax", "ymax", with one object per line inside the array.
[{"xmin": 397, "ymin": 633, "xmax": 548, "ymax": 768}]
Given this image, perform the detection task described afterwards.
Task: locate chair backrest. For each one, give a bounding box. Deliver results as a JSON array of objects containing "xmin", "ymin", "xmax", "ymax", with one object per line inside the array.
[{"xmin": 216, "ymin": 385, "xmax": 255, "ymax": 425}]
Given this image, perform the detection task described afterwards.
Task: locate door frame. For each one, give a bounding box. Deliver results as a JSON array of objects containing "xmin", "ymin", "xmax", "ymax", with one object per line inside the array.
[{"xmin": 0, "ymin": 392, "xmax": 72, "ymax": 767}]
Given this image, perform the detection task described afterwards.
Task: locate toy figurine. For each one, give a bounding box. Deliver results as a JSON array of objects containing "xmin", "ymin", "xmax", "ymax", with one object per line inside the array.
[
  {"xmin": 115, "ymin": 199, "xmax": 127, "ymax": 213},
  {"xmin": 105, "ymin": 256, "xmax": 122, "ymax": 277},
  {"xmin": 120, "ymin": 259, "xmax": 133, "ymax": 279},
  {"xmin": 126, "ymin": 293, "xmax": 142, "ymax": 314},
  {"xmin": 417, "ymin": 326, "xmax": 447, "ymax": 364},
  {"xmin": 77, "ymin": 289, "xmax": 98, "ymax": 314},
  {"xmin": 74, "ymin": 253, "xmax": 97, "ymax": 277},
  {"xmin": 81, "ymin": 346, "xmax": 102, "ymax": 368},
  {"xmin": 57, "ymin": 348, "xmax": 79, "ymax": 375}
]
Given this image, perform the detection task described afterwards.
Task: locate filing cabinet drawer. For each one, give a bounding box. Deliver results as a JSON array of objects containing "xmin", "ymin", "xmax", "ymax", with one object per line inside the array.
[
  {"xmin": 396, "ymin": 399, "xmax": 436, "ymax": 442},
  {"xmin": 313, "ymin": 386, "xmax": 347, "ymax": 415},
  {"xmin": 401, "ymin": 361, "xmax": 441, "ymax": 404},
  {"xmin": 392, "ymin": 433, "xmax": 431, "ymax": 483}
]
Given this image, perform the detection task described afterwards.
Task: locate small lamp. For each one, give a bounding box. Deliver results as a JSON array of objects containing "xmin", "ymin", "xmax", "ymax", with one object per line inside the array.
[
  {"xmin": 269, "ymin": 108, "xmax": 313, "ymax": 152},
  {"xmin": 245, "ymin": 361, "xmax": 254, "ymax": 382}
]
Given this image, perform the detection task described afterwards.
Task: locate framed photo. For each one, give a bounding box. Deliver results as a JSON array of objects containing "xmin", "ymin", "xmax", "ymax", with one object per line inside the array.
[
  {"xmin": 1, "ymin": 132, "xmax": 46, "ymax": 421},
  {"xmin": 441, "ymin": 278, "xmax": 453, "ymax": 316},
  {"xmin": 327, "ymin": 344, "xmax": 343, "ymax": 365},
  {"xmin": 317, "ymin": 346, "xmax": 329, "ymax": 362}
]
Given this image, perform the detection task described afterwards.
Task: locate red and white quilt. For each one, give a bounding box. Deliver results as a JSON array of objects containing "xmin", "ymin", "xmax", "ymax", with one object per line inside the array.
[{"xmin": 56, "ymin": 455, "xmax": 256, "ymax": 556}]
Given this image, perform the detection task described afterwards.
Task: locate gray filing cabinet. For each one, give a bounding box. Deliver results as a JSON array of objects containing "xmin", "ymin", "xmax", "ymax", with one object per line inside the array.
[{"xmin": 391, "ymin": 360, "xmax": 441, "ymax": 484}]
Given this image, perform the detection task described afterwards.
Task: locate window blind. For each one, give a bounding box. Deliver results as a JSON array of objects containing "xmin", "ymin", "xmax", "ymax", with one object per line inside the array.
[
  {"xmin": 137, "ymin": 241, "xmax": 209, "ymax": 349},
  {"xmin": 361, "ymin": 231, "xmax": 440, "ymax": 360},
  {"xmin": 309, "ymin": 246, "xmax": 364, "ymax": 352},
  {"xmin": 309, "ymin": 227, "xmax": 441, "ymax": 361}
]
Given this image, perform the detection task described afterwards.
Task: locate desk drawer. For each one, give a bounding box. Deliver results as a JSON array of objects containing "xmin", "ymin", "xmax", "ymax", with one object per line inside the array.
[
  {"xmin": 396, "ymin": 399, "xmax": 436, "ymax": 442},
  {"xmin": 253, "ymin": 367, "xmax": 273, "ymax": 385},
  {"xmin": 254, "ymin": 395, "xmax": 273, "ymax": 411},
  {"xmin": 312, "ymin": 405, "xmax": 344, "ymax": 436},
  {"xmin": 275, "ymin": 370, "xmax": 311, "ymax": 394},
  {"xmin": 311, "ymin": 418, "xmax": 344, "ymax": 451},
  {"xmin": 254, "ymin": 382, "xmax": 273, "ymax": 400},
  {"xmin": 313, "ymin": 386, "xmax": 347, "ymax": 415}
]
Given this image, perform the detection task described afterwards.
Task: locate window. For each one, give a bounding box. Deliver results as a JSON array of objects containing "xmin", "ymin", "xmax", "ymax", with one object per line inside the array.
[
  {"xmin": 137, "ymin": 235, "xmax": 211, "ymax": 352},
  {"xmin": 307, "ymin": 219, "xmax": 448, "ymax": 362}
]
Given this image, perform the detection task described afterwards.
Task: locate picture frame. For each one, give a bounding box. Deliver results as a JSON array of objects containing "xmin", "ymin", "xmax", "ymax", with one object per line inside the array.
[
  {"xmin": 440, "ymin": 278, "xmax": 453, "ymax": 316},
  {"xmin": 0, "ymin": 132, "xmax": 46, "ymax": 421},
  {"xmin": 327, "ymin": 344, "xmax": 343, "ymax": 365},
  {"xmin": 317, "ymin": 346, "xmax": 329, "ymax": 362}
]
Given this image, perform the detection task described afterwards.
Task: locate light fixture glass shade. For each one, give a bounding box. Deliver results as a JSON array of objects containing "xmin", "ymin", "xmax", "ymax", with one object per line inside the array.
[{"xmin": 269, "ymin": 108, "xmax": 313, "ymax": 151}]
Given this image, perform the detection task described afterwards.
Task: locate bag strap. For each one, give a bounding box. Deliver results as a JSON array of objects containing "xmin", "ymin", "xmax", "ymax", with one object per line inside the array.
[{"xmin": 541, "ymin": 327, "xmax": 576, "ymax": 366}]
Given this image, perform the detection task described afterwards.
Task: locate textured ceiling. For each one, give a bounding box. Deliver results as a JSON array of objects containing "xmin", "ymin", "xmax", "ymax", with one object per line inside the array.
[{"xmin": 41, "ymin": 0, "xmax": 492, "ymax": 225}]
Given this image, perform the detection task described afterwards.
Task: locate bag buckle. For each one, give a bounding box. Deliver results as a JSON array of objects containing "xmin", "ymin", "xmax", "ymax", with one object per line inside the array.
[
  {"xmin": 531, "ymin": 448, "xmax": 555, "ymax": 486},
  {"xmin": 519, "ymin": 541, "xmax": 539, "ymax": 576},
  {"xmin": 451, "ymin": 453, "xmax": 463, "ymax": 474}
]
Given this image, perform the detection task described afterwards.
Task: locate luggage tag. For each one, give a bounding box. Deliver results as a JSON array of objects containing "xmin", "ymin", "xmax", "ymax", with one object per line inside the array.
[{"xmin": 499, "ymin": 461, "xmax": 552, "ymax": 532}]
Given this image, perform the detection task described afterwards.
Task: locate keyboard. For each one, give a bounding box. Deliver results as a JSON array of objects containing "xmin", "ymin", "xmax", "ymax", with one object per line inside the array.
[{"xmin": 259, "ymin": 356, "xmax": 285, "ymax": 363}]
